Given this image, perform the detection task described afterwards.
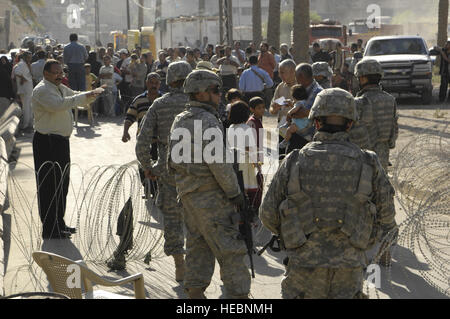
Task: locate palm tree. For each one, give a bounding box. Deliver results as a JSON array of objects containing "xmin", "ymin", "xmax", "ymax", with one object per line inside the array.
[
  {"xmin": 267, "ymin": 0, "xmax": 281, "ymax": 49},
  {"xmin": 292, "ymin": 0, "xmax": 310, "ymax": 63},
  {"xmin": 10, "ymin": 0, "xmax": 44, "ymax": 29},
  {"xmin": 252, "ymin": 0, "xmax": 262, "ymax": 47},
  {"xmin": 155, "ymin": 0, "xmax": 162, "ymax": 48},
  {"xmin": 438, "ymin": 0, "xmax": 449, "ymax": 48}
]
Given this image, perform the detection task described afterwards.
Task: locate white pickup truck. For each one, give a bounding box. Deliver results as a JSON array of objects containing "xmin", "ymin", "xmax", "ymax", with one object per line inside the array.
[{"xmin": 363, "ymin": 36, "xmax": 434, "ymax": 104}]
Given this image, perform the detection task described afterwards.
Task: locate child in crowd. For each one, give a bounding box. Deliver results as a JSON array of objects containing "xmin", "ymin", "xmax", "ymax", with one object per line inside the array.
[
  {"xmin": 247, "ymin": 97, "xmax": 265, "ymax": 211},
  {"xmin": 84, "ymin": 64, "xmax": 98, "ymax": 91},
  {"xmin": 228, "ymin": 101, "xmax": 259, "ymax": 212},
  {"xmin": 99, "ymin": 55, "xmax": 122, "ymax": 116},
  {"xmin": 225, "ymin": 88, "xmax": 244, "ymax": 114},
  {"xmin": 224, "ymin": 88, "xmax": 244, "ymax": 129},
  {"xmin": 279, "ymin": 85, "xmax": 312, "ymax": 149}
]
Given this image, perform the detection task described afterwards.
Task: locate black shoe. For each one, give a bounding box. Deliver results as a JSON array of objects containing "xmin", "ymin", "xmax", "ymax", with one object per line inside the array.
[
  {"xmin": 43, "ymin": 231, "xmax": 72, "ymax": 240},
  {"xmin": 64, "ymin": 226, "xmax": 77, "ymax": 234}
]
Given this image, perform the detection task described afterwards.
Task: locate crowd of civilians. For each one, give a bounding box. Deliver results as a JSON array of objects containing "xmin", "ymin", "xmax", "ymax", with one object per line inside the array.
[
  {"xmin": 0, "ymin": 32, "xmax": 368, "ymax": 238},
  {"xmin": 0, "ymin": 33, "xmax": 366, "ymax": 137}
]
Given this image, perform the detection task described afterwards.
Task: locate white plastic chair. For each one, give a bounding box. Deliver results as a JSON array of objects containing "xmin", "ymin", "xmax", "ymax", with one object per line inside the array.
[{"xmin": 32, "ymin": 251, "xmax": 146, "ymax": 299}]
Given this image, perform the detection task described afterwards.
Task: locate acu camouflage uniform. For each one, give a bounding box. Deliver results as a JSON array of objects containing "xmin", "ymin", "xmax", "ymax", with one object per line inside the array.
[
  {"xmin": 168, "ymin": 70, "xmax": 251, "ymax": 298},
  {"xmin": 350, "ymin": 59, "xmax": 399, "ymax": 170},
  {"xmin": 260, "ymin": 88, "xmax": 397, "ymax": 299},
  {"xmin": 136, "ymin": 61, "xmax": 192, "ymax": 256},
  {"xmin": 312, "ymin": 62, "xmax": 333, "ymax": 89}
]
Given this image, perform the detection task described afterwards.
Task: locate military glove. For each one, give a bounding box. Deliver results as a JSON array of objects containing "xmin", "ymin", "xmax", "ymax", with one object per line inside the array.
[{"xmin": 230, "ymin": 193, "xmax": 245, "ymax": 209}]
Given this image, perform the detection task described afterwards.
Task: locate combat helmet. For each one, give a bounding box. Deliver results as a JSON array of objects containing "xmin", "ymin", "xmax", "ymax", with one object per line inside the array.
[
  {"xmin": 308, "ymin": 88, "xmax": 358, "ymax": 122},
  {"xmin": 312, "ymin": 62, "xmax": 333, "ymax": 78},
  {"xmin": 355, "ymin": 59, "xmax": 384, "ymax": 78},
  {"xmin": 166, "ymin": 61, "xmax": 192, "ymax": 85},
  {"xmin": 183, "ymin": 69, "xmax": 223, "ymax": 94}
]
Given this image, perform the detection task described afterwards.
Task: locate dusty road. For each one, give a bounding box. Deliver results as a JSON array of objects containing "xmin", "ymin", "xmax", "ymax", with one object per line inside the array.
[{"xmin": 2, "ymin": 90, "xmax": 449, "ymax": 299}]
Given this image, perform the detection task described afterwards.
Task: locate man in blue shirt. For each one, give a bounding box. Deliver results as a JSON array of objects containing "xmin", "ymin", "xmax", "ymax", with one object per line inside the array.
[
  {"xmin": 63, "ymin": 33, "xmax": 88, "ymax": 91},
  {"xmin": 239, "ymin": 55, "xmax": 274, "ymax": 105}
]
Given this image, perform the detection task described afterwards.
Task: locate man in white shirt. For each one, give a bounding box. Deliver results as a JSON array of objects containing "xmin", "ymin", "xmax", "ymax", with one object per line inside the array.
[
  {"xmin": 119, "ymin": 49, "xmax": 133, "ymax": 109},
  {"xmin": 210, "ymin": 45, "xmax": 223, "ymax": 68},
  {"xmin": 232, "ymin": 41, "xmax": 246, "ymax": 66},
  {"xmin": 107, "ymin": 47, "xmax": 120, "ymax": 66},
  {"xmin": 14, "ymin": 51, "xmax": 34, "ymax": 132},
  {"xmin": 217, "ymin": 46, "xmax": 240, "ymax": 94},
  {"xmin": 99, "ymin": 55, "xmax": 122, "ymax": 116},
  {"xmin": 32, "ymin": 59, "xmax": 101, "ymax": 239}
]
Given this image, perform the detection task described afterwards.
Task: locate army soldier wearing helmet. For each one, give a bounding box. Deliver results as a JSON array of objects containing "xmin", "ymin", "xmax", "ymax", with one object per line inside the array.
[
  {"xmin": 312, "ymin": 62, "xmax": 333, "ymax": 89},
  {"xmin": 260, "ymin": 88, "xmax": 397, "ymax": 299},
  {"xmin": 168, "ymin": 70, "xmax": 250, "ymax": 299},
  {"xmin": 136, "ymin": 61, "xmax": 192, "ymax": 282},
  {"xmin": 350, "ymin": 59, "xmax": 399, "ymax": 172}
]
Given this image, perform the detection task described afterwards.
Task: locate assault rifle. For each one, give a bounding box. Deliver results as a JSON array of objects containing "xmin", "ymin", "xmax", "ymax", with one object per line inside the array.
[
  {"xmin": 257, "ymin": 235, "xmax": 282, "ymax": 256},
  {"xmin": 233, "ymin": 162, "xmax": 256, "ymax": 279}
]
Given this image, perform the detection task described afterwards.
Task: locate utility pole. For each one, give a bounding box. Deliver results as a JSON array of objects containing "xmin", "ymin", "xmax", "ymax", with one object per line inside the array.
[
  {"xmin": 5, "ymin": 10, "xmax": 10, "ymax": 49},
  {"xmin": 219, "ymin": 0, "xmax": 224, "ymax": 44},
  {"xmin": 199, "ymin": 0, "xmax": 205, "ymax": 48},
  {"xmin": 138, "ymin": 0, "xmax": 144, "ymax": 29},
  {"xmin": 126, "ymin": 0, "xmax": 131, "ymax": 30},
  {"xmin": 95, "ymin": 0, "xmax": 100, "ymax": 46}
]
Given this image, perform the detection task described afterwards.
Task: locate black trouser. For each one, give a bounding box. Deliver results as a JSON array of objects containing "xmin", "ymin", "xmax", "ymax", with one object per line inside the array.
[
  {"xmin": 119, "ymin": 81, "xmax": 133, "ymax": 112},
  {"xmin": 287, "ymin": 133, "xmax": 309, "ymax": 154},
  {"xmin": 279, "ymin": 133, "xmax": 309, "ymax": 160},
  {"xmin": 67, "ymin": 63, "xmax": 86, "ymax": 91},
  {"xmin": 33, "ymin": 132, "xmax": 71, "ymax": 238},
  {"xmin": 439, "ymin": 72, "xmax": 449, "ymax": 102},
  {"xmin": 221, "ymin": 74, "xmax": 237, "ymax": 102}
]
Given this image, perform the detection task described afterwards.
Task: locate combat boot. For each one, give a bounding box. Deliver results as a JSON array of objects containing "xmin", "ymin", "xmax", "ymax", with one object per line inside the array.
[
  {"xmin": 107, "ymin": 253, "xmax": 126, "ymax": 271},
  {"xmin": 186, "ymin": 287, "xmax": 206, "ymax": 299},
  {"xmin": 173, "ymin": 254, "xmax": 185, "ymax": 282}
]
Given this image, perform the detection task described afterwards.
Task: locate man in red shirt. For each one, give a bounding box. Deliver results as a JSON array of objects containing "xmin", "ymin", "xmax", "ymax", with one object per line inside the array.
[
  {"xmin": 258, "ymin": 42, "xmax": 276, "ymax": 80},
  {"xmin": 258, "ymin": 42, "xmax": 277, "ymax": 111}
]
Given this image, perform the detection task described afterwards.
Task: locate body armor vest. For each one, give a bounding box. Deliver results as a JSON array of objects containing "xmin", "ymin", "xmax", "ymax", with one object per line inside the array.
[{"xmin": 278, "ymin": 141, "xmax": 380, "ymax": 250}]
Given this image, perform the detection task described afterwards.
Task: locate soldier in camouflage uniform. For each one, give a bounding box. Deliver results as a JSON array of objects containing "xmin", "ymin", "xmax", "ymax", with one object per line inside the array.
[
  {"xmin": 260, "ymin": 88, "xmax": 397, "ymax": 299},
  {"xmin": 136, "ymin": 61, "xmax": 192, "ymax": 282},
  {"xmin": 168, "ymin": 69, "xmax": 251, "ymax": 299},
  {"xmin": 312, "ymin": 62, "xmax": 333, "ymax": 89},
  {"xmin": 350, "ymin": 59, "xmax": 399, "ymax": 171}
]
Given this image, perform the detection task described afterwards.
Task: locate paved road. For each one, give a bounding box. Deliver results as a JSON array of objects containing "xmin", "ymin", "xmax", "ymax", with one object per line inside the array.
[{"xmin": 2, "ymin": 97, "xmax": 449, "ymax": 298}]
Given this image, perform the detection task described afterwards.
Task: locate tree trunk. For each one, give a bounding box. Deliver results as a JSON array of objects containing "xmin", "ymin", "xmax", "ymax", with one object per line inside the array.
[
  {"xmin": 225, "ymin": 0, "xmax": 233, "ymax": 45},
  {"xmin": 252, "ymin": 0, "xmax": 262, "ymax": 47},
  {"xmin": 267, "ymin": 0, "xmax": 281, "ymax": 48},
  {"xmin": 293, "ymin": 0, "xmax": 310, "ymax": 63},
  {"xmin": 155, "ymin": 0, "xmax": 162, "ymax": 48},
  {"xmin": 438, "ymin": 0, "xmax": 449, "ymax": 48}
]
